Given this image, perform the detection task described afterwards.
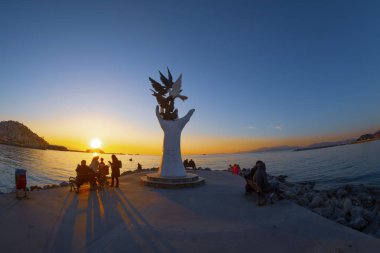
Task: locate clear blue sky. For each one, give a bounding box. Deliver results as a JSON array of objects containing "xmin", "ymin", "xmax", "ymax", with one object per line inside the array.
[{"xmin": 0, "ymin": 0, "xmax": 379, "ymax": 153}]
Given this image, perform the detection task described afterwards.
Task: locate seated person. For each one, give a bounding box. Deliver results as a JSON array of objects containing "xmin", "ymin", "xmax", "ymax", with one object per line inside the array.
[
  {"xmin": 245, "ymin": 160, "xmax": 273, "ymax": 205},
  {"xmin": 183, "ymin": 159, "xmax": 189, "ymax": 168},
  {"xmin": 98, "ymin": 158, "xmax": 109, "ymax": 175},
  {"xmin": 188, "ymin": 159, "xmax": 196, "ymax": 170},
  {"xmin": 76, "ymin": 160, "xmax": 96, "ymax": 185},
  {"xmin": 232, "ymin": 164, "xmax": 241, "ymax": 175}
]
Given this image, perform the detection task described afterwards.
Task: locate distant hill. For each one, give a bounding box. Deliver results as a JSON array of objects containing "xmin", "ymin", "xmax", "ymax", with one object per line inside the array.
[
  {"xmin": 357, "ymin": 133, "xmax": 375, "ymax": 142},
  {"xmin": 238, "ymin": 128, "xmax": 380, "ymax": 154},
  {"xmin": 295, "ymin": 129, "xmax": 380, "ymax": 152},
  {"xmin": 86, "ymin": 148, "xmax": 105, "ymax": 154},
  {"xmin": 0, "ymin": 120, "xmax": 68, "ymax": 151},
  {"xmin": 294, "ymin": 139, "xmax": 355, "ymax": 151},
  {"xmin": 238, "ymin": 145, "xmax": 299, "ymax": 154}
]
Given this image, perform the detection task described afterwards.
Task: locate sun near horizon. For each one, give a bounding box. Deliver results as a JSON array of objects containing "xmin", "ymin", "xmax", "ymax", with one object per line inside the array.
[{"xmin": 90, "ymin": 138, "xmax": 102, "ymax": 149}]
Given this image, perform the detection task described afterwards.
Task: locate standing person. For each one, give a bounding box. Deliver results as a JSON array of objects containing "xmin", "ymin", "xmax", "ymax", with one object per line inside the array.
[
  {"xmin": 109, "ymin": 154, "xmax": 121, "ymax": 188},
  {"xmin": 89, "ymin": 156, "xmax": 99, "ymax": 188},
  {"xmin": 89, "ymin": 156, "xmax": 100, "ymax": 173}
]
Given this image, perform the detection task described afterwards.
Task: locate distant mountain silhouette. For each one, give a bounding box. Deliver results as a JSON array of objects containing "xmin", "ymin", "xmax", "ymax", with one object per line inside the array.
[
  {"xmin": 357, "ymin": 134, "xmax": 374, "ymax": 141},
  {"xmin": 294, "ymin": 139, "xmax": 355, "ymax": 151},
  {"xmin": 238, "ymin": 129, "xmax": 380, "ymax": 154},
  {"xmin": 238, "ymin": 145, "xmax": 299, "ymax": 154},
  {"xmin": 295, "ymin": 129, "xmax": 380, "ymax": 151},
  {"xmin": 0, "ymin": 120, "xmax": 67, "ymax": 151}
]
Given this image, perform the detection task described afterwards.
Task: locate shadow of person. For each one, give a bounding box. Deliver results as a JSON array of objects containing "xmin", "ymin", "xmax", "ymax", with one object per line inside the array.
[{"xmin": 42, "ymin": 192, "xmax": 79, "ymax": 253}]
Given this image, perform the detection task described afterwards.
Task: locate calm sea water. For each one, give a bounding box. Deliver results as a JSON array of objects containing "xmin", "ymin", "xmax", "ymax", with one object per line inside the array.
[{"xmin": 1, "ymin": 140, "xmax": 380, "ymax": 193}]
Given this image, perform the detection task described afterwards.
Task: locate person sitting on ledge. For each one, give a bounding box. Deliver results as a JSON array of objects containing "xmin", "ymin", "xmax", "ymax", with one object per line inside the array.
[
  {"xmin": 188, "ymin": 159, "xmax": 196, "ymax": 170},
  {"xmin": 183, "ymin": 159, "xmax": 189, "ymax": 168},
  {"xmin": 232, "ymin": 164, "xmax": 241, "ymax": 175}
]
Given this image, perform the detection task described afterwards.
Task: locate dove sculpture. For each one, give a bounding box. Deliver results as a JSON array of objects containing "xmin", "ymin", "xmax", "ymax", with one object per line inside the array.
[{"xmin": 149, "ymin": 68, "xmax": 188, "ymax": 120}]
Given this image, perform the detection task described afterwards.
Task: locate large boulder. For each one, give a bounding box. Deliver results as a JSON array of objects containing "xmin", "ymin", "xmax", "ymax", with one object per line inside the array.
[
  {"xmin": 343, "ymin": 198, "xmax": 352, "ymax": 216},
  {"xmin": 350, "ymin": 217, "xmax": 369, "ymax": 231},
  {"xmin": 309, "ymin": 195, "xmax": 323, "ymax": 208}
]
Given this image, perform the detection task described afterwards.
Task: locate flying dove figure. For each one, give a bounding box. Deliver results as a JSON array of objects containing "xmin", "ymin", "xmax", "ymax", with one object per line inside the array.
[{"xmin": 169, "ymin": 74, "xmax": 188, "ymax": 101}]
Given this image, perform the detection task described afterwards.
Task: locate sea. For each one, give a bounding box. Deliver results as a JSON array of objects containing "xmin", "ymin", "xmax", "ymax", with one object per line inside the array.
[{"xmin": 1, "ymin": 140, "xmax": 380, "ymax": 193}]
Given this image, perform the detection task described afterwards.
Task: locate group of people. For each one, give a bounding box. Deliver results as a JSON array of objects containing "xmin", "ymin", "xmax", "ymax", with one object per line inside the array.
[
  {"xmin": 183, "ymin": 159, "xmax": 196, "ymax": 169},
  {"xmin": 228, "ymin": 164, "xmax": 241, "ymax": 175},
  {"xmin": 244, "ymin": 160, "xmax": 280, "ymax": 206},
  {"xmin": 76, "ymin": 154, "xmax": 122, "ymax": 188}
]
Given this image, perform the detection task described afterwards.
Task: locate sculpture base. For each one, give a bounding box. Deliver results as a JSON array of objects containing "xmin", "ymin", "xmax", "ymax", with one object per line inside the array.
[{"xmin": 140, "ymin": 172, "xmax": 205, "ymax": 188}]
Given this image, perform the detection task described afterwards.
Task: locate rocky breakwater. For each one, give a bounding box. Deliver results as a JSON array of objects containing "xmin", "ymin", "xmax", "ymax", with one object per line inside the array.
[{"xmin": 267, "ymin": 175, "xmax": 380, "ymax": 238}]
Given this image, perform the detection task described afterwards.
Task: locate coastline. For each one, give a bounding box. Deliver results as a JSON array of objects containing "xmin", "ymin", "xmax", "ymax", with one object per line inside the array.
[
  {"xmin": 294, "ymin": 138, "xmax": 380, "ymax": 152},
  {"xmin": 0, "ymin": 170, "xmax": 379, "ymax": 252}
]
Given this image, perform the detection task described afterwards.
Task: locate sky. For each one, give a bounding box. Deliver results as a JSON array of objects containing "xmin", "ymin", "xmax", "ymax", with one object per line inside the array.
[{"xmin": 0, "ymin": 0, "xmax": 379, "ymax": 154}]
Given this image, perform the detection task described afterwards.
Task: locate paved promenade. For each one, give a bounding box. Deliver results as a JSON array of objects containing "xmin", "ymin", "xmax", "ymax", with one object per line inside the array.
[{"xmin": 0, "ymin": 170, "xmax": 379, "ymax": 253}]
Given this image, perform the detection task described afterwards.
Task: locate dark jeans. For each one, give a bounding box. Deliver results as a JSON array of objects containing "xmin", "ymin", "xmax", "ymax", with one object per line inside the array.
[{"xmin": 111, "ymin": 176, "xmax": 119, "ymax": 187}]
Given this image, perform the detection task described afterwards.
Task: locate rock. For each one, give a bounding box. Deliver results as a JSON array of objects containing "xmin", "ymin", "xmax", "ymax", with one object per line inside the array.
[
  {"xmin": 309, "ymin": 195, "xmax": 323, "ymax": 208},
  {"xmin": 284, "ymin": 190, "xmax": 297, "ymax": 200},
  {"xmin": 333, "ymin": 207, "xmax": 345, "ymax": 220},
  {"xmin": 312, "ymin": 208, "xmax": 323, "ymax": 216},
  {"xmin": 375, "ymin": 229, "xmax": 380, "ymax": 238},
  {"xmin": 344, "ymin": 184, "xmax": 353, "ymax": 193},
  {"xmin": 204, "ymin": 168, "xmax": 211, "ymax": 171},
  {"xmin": 336, "ymin": 189, "xmax": 348, "ymax": 198},
  {"xmin": 362, "ymin": 210, "xmax": 376, "ymax": 223},
  {"xmin": 336, "ymin": 217, "xmax": 348, "ymax": 226},
  {"xmin": 304, "ymin": 192, "xmax": 314, "ymax": 202},
  {"xmin": 320, "ymin": 192, "xmax": 329, "ymax": 201},
  {"xmin": 350, "ymin": 217, "xmax": 369, "ymax": 231},
  {"xmin": 313, "ymin": 206, "xmax": 334, "ymax": 219},
  {"xmin": 59, "ymin": 181, "xmax": 69, "ymax": 187},
  {"xmin": 363, "ymin": 196, "xmax": 375, "ymax": 209},
  {"xmin": 276, "ymin": 175, "xmax": 287, "ymax": 182},
  {"xmin": 296, "ymin": 197, "xmax": 309, "ymax": 206},
  {"xmin": 343, "ymin": 198, "xmax": 352, "ymax": 216},
  {"xmin": 30, "ymin": 185, "xmax": 42, "ymax": 191}
]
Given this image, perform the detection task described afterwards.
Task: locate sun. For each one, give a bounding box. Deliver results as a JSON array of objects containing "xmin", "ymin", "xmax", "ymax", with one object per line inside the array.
[{"xmin": 90, "ymin": 138, "xmax": 102, "ymax": 149}]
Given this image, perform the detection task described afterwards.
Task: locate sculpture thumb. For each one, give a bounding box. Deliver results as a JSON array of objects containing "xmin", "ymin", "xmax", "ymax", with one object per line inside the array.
[{"xmin": 178, "ymin": 109, "xmax": 195, "ymax": 127}]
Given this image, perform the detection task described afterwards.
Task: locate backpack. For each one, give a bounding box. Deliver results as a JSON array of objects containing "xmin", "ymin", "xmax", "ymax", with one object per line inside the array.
[{"xmin": 118, "ymin": 160, "xmax": 122, "ymax": 168}]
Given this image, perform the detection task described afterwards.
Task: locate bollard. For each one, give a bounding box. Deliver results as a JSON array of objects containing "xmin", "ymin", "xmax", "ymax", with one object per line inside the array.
[{"xmin": 15, "ymin": 169, "xmax": 27, "ymax": 199}]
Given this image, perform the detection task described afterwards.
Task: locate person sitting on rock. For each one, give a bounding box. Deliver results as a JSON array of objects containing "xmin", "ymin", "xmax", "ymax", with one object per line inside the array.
[
  {"xmin": 245, "ymin": 160, "xmax": 273, "ymax": 205},
  {"xmin": 137, "ymin": 163, "xmax": 142, "ymax": 171}
]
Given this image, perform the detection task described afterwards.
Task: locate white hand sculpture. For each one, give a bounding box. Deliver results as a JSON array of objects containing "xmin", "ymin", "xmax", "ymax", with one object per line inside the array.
[{"xmin": 155, "ymin": 106, "xmax": 195, "ymax": 177}]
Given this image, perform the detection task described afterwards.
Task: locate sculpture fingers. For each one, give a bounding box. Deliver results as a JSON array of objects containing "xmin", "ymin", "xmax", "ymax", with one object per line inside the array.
[{"xmin": 178, "ymin": 109, "xmax": 195, "ymax": 127}]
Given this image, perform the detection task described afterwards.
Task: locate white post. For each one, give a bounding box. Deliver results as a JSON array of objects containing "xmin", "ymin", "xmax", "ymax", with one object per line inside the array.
[{"xmin": 155, "ymin": 106, "xmax": 195, "ymax": 178}]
